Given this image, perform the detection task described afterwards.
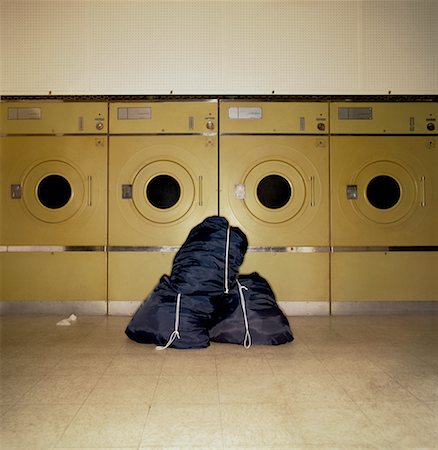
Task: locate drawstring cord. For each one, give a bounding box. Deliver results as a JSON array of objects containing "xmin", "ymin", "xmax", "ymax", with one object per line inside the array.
[
  {"xmin": 224, "ymin": 226, "xmax": 231, "ymax": 293},
  {"xmin": 156, "ymin": 293, "xmax": 181, "ymax": 350},
  {"xmin": 237, "ymin": 280, "xmax": 252, "ymax": 349}
]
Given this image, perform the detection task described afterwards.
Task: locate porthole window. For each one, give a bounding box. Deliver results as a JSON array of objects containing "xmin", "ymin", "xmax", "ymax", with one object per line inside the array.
[
  {"xmin": 256, "ymin": 174, "xmax": 292, "ymax": 209},
  {"xmin": 146, "ymin": 174, "xmax": 181, "ymax": 209},
  {"xmin": 366, "ymin": 175, "xmax": 401, "ymax": 210},
  {"xmin": 37, "ymin": 174, "xmax": 72, "ymax": 209}
]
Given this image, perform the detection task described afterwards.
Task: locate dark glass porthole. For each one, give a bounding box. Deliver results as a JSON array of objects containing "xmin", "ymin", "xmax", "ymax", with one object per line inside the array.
[
  {"xmin": 37, "ymin": 174, "xmax": 72, "ymax": 209},
  {"xmin": 366, "ymin": 175, "xmax": 401, "ymax": 210},
  {"xmin": 257, "ymin": 174, "xmax": 292, "ymax": 209},
  {"xmin": 146, "ymin": 174, "xmax": 181, "ymax": 209}
]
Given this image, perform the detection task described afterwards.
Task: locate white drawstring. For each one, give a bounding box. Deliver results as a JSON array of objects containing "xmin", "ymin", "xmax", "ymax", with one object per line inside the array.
[
  {"xmin": 156, "ymin": 293, "xmax": 182, "ymax": 350},
  {"xmin": 237, "ymin": 280, "xmax": 252, "ymax": 349},
  {"xmin": 224, "ymin": 226, "xmax": 231, "ymax": 293}
]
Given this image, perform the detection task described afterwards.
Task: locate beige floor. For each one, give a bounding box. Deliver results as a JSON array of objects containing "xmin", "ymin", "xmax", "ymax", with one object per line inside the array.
[{"xmin": 0, "ymin": 314, "xmax": 437, "ymax": 449}]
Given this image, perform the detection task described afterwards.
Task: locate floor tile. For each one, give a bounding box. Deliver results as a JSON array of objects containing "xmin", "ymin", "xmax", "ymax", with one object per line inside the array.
[
  {"xmin": 426, "ymin": 400, "xmax": 438, "ymax": 414},
  {"xmin": 104, "ymin": 354, "xmax": 164, "ymax": 376},
  {"xmin": 18, "ymin": 374, "xmax": 101, "ymax": 405},
  {"xmin": 141, "ymin": 404, "xmax": 222, "ymax": 447},
  {"xmin": 277, "ymin": 372, "xmax": 353, "ymax": 404},
  {"xmin": 0, "ymin": 403, "xmax": 80, "ymax": 449},
  {"xmin": 288, "ymin": 401, "xmax": 387, "ymax": 447},
  {"xmin": 268, "ymin": 354, "xmax": 326, "ymax": 376},
  {"xmin": 218, "ymin": 374, "xmax": 283, "ymax": 404},
  {"xmin": 0, "ymin": 374, "xmax": 43, "ymax": 406},
  {"xmin": 161, "ymin": 352, "xmax": 217, "ymax": 376},
  {"xmin": 216, "ymin": 355, "xmax": 273, "ymax": 376},
  {"xmin": 221, "ymin": 402, "xmax": 305, "ymax": 447},
  {"xmin": 358, "ymin": 399, "xmax": 438, "ymax": 448},
  {"xmin": 330, "ymin": 366, "xmax": 419, "ymax": 403},
  {"xmin": 52, "ymin": 353, "xmax": 114, "ymax": 376},
  {"xmin": 390, "ymin": 369, "xmax": 438, "ymax": 402},
  {"xmin": 56, "ymin": 403, "xmax": 149, "ymax": 448},
  {"xmin": 0, "ymin": 355, "xmax": 55, "ymax": 377},
  {"xmin": 153, "ymin": 375, "xmax": 219, "ymax": 404},
  {"xmin": 85, "ymin": 374, "xmax": 159, "ymax": 405}
]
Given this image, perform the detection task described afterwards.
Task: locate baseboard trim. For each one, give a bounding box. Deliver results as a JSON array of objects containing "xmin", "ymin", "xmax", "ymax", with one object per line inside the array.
[
  {"xmin": 108, "ymin": 301, "xmax": 142, "ymax": 316},
  {"xmin": 331, "ymin": 301, "xmax": 438, "ymax": 315},
  {"xmin": 278, "ymin": 301, "xmax": 330, "ymax": 316},
  {"xmin": 107, "ymin": 300, "xmax": 331, "ymax": 317},
  {"xmin": 1, "ymin": 300, "xmax": 436, "ymax": 316}
]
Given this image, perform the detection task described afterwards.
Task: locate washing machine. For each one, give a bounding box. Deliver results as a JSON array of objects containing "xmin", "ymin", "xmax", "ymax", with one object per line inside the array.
[
  {"xmin": 330, "ymin": 102, "xmax": 438, "ymax": 314},
  {"xmin": 219, "ymin": 101, "xmax": 330, "ymax": 315},
  {"xmin": 0, "ymin": 102, "xmax": 108, "ymax": 313},
  {"xmin": 108, "ymin": 101, "xmax": 218, "ymax": 314}
]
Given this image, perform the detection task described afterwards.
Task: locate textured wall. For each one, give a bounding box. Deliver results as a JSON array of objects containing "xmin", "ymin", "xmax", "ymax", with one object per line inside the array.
[{"xmin": 1, "ymin": 0, "xmax": 437, "ymax": 95}]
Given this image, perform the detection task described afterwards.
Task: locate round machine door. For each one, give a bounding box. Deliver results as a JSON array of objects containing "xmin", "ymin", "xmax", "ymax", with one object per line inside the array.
[
  {"xmin": 22, "ymin": 160, "xmax": 87, "ymax": 223},
  {"xmin": 131, "ymin": 160, "xmax": 195, "ymax": 224},
  {"xmin": 352, "ymin": 160, "xmax": 417, "ymax": 224},
  {"xmin": 242, "ymin": 159, "xmax": 309, "ymax": 224}
]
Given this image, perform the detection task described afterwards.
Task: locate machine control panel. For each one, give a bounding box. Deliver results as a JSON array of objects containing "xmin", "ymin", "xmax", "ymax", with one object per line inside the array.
[
  {"xmin": 0, "ymin": 102, "xmax": 107, "ymax": 134},
  {"xmin": 331, "ymin": 102, "xmax": 438, "ymax": 134},
  {"xmin": 109, "ymin": 101, "xmax": 218, "ymax": 134},
  {"xmin": 220, "ymin": 102, "xmax": 329, "ymax": 134}
]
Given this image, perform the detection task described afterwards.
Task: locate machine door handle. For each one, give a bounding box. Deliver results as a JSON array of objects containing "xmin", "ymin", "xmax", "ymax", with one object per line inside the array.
[
  {"xmin": 87, "ymin": 176, "xmax": 92, "ymax": 206},
  {"xmin": 199, "ymin": 175, "xmax": 203, "ymax": 206},
  {"xmin": 310, "ymin": 176, "xmax": 315, "ymax": 207},
  {"xmin": 420, "ymin": 176, "xmax": 426, "ymax": 207}
]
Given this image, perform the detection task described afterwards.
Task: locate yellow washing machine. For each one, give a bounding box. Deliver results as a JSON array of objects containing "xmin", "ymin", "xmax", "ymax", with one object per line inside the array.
[
  {"xmin": 0, "ymin": 102, "xmax": 108, "ymax": 313},
  {"xmin": 330, "ymin": 102, "xmax": 438, "ymax": 314},
  {"xmin": 219, "ymin": 101, "xmax": 330, "ymax": 315},
  {"xmin": 108, "ymin": 101, "xmax": 218, "ymax": 314}
]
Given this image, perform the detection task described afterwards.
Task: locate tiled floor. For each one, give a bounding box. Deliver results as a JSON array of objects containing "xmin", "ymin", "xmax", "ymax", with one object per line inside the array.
[{"xmin": 1, "ymin": 314, "xmax": 437, "ymax": 449}]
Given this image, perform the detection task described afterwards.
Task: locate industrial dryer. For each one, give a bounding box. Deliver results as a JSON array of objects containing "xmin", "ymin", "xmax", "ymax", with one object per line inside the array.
[
  {"xmin": 330, "ymin": 102, "xmax": 438, "ymax": 314},
  {"xmin": 0, "ymin": 102, "xmax": 108, "ymax": 313},
  {"xmin": 108, "ymin": 101, "xmax": 218, "ymax": 314},
  {"xmin": 219, "ymin": 101, "xmax": 330, "ymax": 315}
]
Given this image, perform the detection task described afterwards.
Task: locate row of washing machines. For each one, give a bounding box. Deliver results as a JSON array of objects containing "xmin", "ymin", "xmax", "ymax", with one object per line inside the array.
[{"xmin": 1, "ymin": 100, "xmax": 437, "ymax": 315}]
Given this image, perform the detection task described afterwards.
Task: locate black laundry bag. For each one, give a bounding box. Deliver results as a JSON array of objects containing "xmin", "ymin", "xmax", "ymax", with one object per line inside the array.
[
  {"xmin": 170, "ymin": 216, "xmax": 248, "ymax": 296},
  {"xmin": 125, "ymin": 275, "xmax": 220, "ymax": 349},
  {"xmin": 210, "ymin": 272, "xmax": 294, "ymax": 346},
  {"xmin": 125, "ymin": 216, "xmax": 248, "ymax": 349}
]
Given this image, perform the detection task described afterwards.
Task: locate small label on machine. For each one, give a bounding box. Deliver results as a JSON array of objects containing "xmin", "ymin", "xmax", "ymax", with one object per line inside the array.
[
  {"xmin": 8, "ymin": 107, "xmax": 42, "ymax": 120},
  {"xmin": 228, "ymin": 107, "xmax": 262, "ymax": 120},
  {"xmin": 118, "ymin": 107, "xmax": 152, "ymax": 120},
  {"xmin": 338, "ymin": 107, "xmax": 373, "ymax": 120}
]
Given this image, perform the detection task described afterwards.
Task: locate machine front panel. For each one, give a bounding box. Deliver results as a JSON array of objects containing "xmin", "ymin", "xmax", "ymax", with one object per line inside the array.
[
  {"xmin": 331, "ymin": 136, "xmax": 437, "ymax": 246},
  {"xmin": 240, "ymin": 252, "xmax": 330, "ymax": 302},
  {"xmin": 1, "ymin": 136, "xmax": 107, "ymax": 245},
  {"xmin": 331, "ymin": 252, "xmax": 438, "ymax": 301},
  {"xmin": 109, "ymin": 135, "xmax": 218, "ymax": 246},
  {"xmin": 220, "ymin": 135, "xmax": 329, "ymax": 246},
  {"xmin": 0, "ymin": 252, "xmax": 107, "ymax": 301}
]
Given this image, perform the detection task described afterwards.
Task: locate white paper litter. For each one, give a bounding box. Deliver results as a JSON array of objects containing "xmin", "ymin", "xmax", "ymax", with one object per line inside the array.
[{"xmin": 56, "ymin": 314, "xmax": 78, "ymax": 326}]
